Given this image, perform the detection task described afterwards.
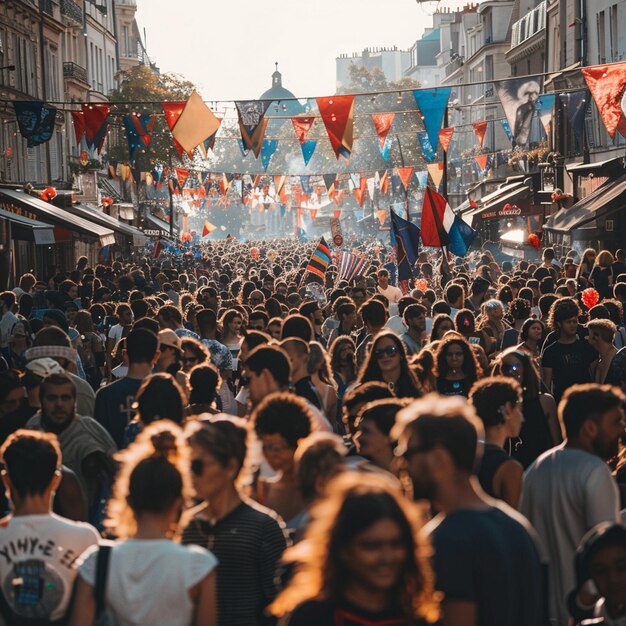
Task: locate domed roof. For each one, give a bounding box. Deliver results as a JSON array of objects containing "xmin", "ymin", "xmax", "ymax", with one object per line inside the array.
[{"xmin": 259, "ymin": 64, "xmax": 304, "ymax": 117}]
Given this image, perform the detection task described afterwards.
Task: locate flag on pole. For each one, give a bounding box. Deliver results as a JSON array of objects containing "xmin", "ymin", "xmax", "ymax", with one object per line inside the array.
[
  {"xmin": 390, "ymin": 208, "xmax": 421, "ymax": 281},
  {"xmin": 420, "ymin": 187, "xmax": 476, "ymax": 257},
  {"xmin": 305, "ymin": 237, "xmax": 331, "ymax": 282},
  {"xmin": 338, "ymin": 251, "xmax": 370, "ymax": 283},
  {"xmin": 202, "ymin": 221, "xmax": 216, "ymax": 237},
  {"xmin": 152, "ymin": 239, "xmax": 164, "ymax": 259}
]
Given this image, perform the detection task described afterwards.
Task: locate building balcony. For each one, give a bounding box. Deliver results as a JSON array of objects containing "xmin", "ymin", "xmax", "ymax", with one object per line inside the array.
[
  {"xmin": 445, "ymin": 55, "xmax": 464, "ymax": 77},
  {"xmin": 61, "ymin": 0, "xmax": 83, "ymax": 25},
  {"xmin": 510, "ymin": 1, "xmax": 546, "ymax": 48},
  {"xmin": 39, "ymin": 0, "xmax": 54, "ymax": 16},
  {"xmin": 63, "ymin": 62, "xmax": 89, "ymax": 85}
]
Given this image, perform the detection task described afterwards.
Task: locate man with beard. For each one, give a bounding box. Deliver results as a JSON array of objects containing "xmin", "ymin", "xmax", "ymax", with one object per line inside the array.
[
  {"xmin": 520, "ymin": 384, "xmax": 623, "ymax": 626},
  {"xmin": 25, "ymin": 373, "xmax": 117, "ymax": 522},
  {"xmin": 392, "ymin": 394, "xmax": 547, "ymax": 626},
  {"xmin": 400, "ymin": 304, "xmax": 427, "ymax": 356}
]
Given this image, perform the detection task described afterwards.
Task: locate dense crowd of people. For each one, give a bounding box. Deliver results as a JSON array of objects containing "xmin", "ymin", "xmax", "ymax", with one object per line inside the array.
[{"xmin": 0, "ymin": 237, "xmax": 626, "ymax": 626}]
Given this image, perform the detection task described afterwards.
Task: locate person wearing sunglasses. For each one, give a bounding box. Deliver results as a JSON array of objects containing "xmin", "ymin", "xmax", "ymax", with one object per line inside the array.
[
  {"xmin": 180, "ymin": 338, "xmax": 210, "ymax": 374},
  {"xmin": 357, "ymin": 332, "xmax": 423, "ymax": 398},
  {"xmin": 182, "ymin": 416, "xmax": 288, "ymax": 626},
  {"xmin": 492, "ymin": 348, "xmax": 560, "ymax": 469}
]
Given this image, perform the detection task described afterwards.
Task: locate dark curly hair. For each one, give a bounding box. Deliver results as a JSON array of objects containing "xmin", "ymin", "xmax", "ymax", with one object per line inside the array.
[
  {"xmin": 252, "ymin": 392, "xmax": 313, "ymax": 448},
  {"xmin": 434, "ymin": 334, "xmax": 481, "ymax": 381}
]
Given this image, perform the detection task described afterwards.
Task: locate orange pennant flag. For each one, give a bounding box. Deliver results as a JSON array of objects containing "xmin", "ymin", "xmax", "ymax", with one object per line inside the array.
[
  {"xmin": 291, "ymin": 116, "xmax": 315, "ymax": 144},
  {"xmin": 309, "ymin": 209, "xmax": 317, "ymax": 221},
  {"xmin": 439, "ymin": 128, "xmax": 454, "ymax": 153},
  {"xmin": 380, "ymin": 170, "xmax": 389, "ymax": 194},
  {"xmin": 472, "ymin": 121, "xmax": 488, "ymax": 147},
  {"xmin": 162, "ymin": 101, "xmax": 194, "ymax": 158},
  {"xmin": 334, "ymin": 210, "xmax": 341, "ymax": 219},
  {"xmin": 274, "ymin": 175, "xmax": 286, "ymax": 196},
  {"xmin": 253, "ymin": 174, "xmax": 262, "ymax": 188},
  {"xmin": 219, "ymin": 174, "xmax": 230, "ymax": 196},
  {"xmin": 427, "ymin": 162, "xmax": 445, "ymax": 188},
  {"xmin": 175, "ymin": 168, "xmax": 189, "ymax": 189},
  {"xmin": 353, "ymin": 188, "xmax": 366, "ymax": 207},
  {"xmin": 370, "ymin": 112, "xmax": 395, "ymax": 149},
  {"xmin": 377, "ymin": 210, "xmax": 387, "ymax": 226},
  {"xmin": 397, "ymin": 167, "xmax": 415, "ymax": 191},
  {"xmin": 474, "ymin": 154, "xmax": 489, "ymax": 171},
  {"xmin": 316, "ymin": 95, "xmax": 355, "ymax": 160},
  {"xmin": 582, "ymin": 62, "xmax": 626, "ymax": 138},
  {"xmin": 330, "ymin": 189, "xmax": 346, "ymax": 206},
  {"xmin": 172, "ymin": 92, "xmax": 221, "ymax": 154},
  {"xmin": 202, "ymin": 221, "xmax": 216, "ymax": 237}
]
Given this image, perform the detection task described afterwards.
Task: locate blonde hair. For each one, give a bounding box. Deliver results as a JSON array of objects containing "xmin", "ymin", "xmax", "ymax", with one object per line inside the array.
[{"xmin": 105, "ymin": 420, "xmax": 192, "ymax": 539}]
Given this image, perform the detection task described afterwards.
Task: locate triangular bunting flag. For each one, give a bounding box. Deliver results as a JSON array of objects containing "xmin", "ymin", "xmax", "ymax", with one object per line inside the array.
[
  {"xmin": 536, "ymin": 94, "xmax": 556, "ymax": 135},
  {"xmin": 500, "ymin": 119, "xmax": 514, "ymax": 143},
  {"xmin": 13, "ymin": 102, "xmax": 57, "ymax": 148},
  {"xmin": 377, "ymin": 210, "xmax": 387, "ymax": 226},
  {"xmin": 309, "ymin": 209, "xmax": 317, "ymax": 221},
  {"xmin": 236, "ymin": 100, "xmax": 271, "ymax": 156},
  {"xmin": 161, "ymin": 101, "xmax": 193, "ymax": 158},
  {"xmin": 427, "ymin": 162, "xmax": 444, "ymax": 188},
  {"xmin": 414, "ymin": 170, "xmax": 429, "ymax": 188},
  {"xmin": 397, "ymin": 167, "xmax": 414, "ymax": 191},
  {"xmin": 417, "ymin": 131, "xmax": 437, "ymax": 162},
  {"xmin": 261, "ymin": 139, "xmax": 279, "ymax": 171},
  {"xmin": 316, "ymin": 95, "xmax": 355, "ymax": 160},
  {"xmin": 323, "ymin": 173, "xmax": 337, "ymax": 192},
  {"xmin": 71, "ymin": 111, "xmax": 86, "ymax": 145},
  {"xmin": 413, "ymin": 88, "xmax": 451, "ymax": 151},
  {"xmin": 474, "ymin": 155, "xmax": 489, "ymax": 171},
  {"xmin": 274, "ymin": 175, "xmax": 286, "ymax": 196},
  {"xmin": 291, "ymin": 116, "xmax": 315, "ymax": 144},
  {"xmin": 472, "ymin": 121, "xmax": 488, "ymax": 147},
  {"xmin": 175, "ymin": 168, "xmax": 189, "ymax": 189},
  {"xmin": 219, "ymin": 174, "xmax": 230, "ymax": 196},
  {"xmin": 371, "ymin": 112, "xmax": 395, "ymax": 150},
  {"xmin": 350, "ymin": 173, "xmax": 361, "ymax": 189},
  {"xmin": 300, "ymin": 140, "xmax": 317, "ymax": 166},
  {"xmin": 439, "ymin": 127, "xmax": 454, "ymax": 153},
  {"xmin": 380, "ymin": 170, "xmax": 389, "ymax": 195},
  {"xmin": 582, "ymin": 63, "xmax": 626, "ymax": 138},
  {"xmin": 202, "ymin": 221, "xmax": 216, "ymax": 237},
  {"xmin": 82, "ymin": 103, "xmax": 109, "ymax": 142},
  {"xmin": 172, "ymin": 92, "xmax": 221, "ymax": 154}
]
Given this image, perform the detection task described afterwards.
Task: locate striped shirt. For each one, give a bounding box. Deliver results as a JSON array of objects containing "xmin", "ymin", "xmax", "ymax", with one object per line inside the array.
[{"xmin": 182, "ymin": 499, "xmax": 288, "ymax": 626}]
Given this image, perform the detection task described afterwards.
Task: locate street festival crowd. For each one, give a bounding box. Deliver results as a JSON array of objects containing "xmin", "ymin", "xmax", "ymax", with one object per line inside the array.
[{"xmin": 1, "ymin": 237, "xmax": 626, "ymax": 626}]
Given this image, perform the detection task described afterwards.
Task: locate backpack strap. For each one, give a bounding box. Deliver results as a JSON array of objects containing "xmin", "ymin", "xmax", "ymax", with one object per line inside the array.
[{"xmin": 94, "ymin": 544, "xmax": 112, "ymax": 618}]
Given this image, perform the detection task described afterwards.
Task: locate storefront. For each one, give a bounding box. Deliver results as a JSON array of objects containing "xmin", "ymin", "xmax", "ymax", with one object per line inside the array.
[
  {"xmin": 543, "ymin": 174, "xmax": 626, "ymax": 253},
  {"xmin": 0, "ymin": 187, "xmax": 115, "ymax": 274}
]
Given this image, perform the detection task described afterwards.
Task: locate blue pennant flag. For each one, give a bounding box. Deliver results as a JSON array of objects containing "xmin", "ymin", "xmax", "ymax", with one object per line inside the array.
[
  {"xmin": 379, "ymin": 135, "xmax": 392, "ymax": 161},
  {"xmin": 237, "ymin": 139, "xmax": 250, "ymax": 158},
  {"xmin": 414, "ymin": 170, "xmax": 429, "ymax": 187},
  {"xmin": 500, "ymin": 119, "xmax": 514, "ymax": 143},
  {"xmin": 300, "ymin": 176, "xmax": 313, "ymax": 194},
  {"xmin": 300, "ymin": 140, "xmax": 317, "ymax": 166},
  {"xmin": 13, "ymin": 101, "xmax": 57, "ymax": 148},
  {"xmin": 448, "ymin": 215, "xmax": 477, "ymax": 257},
  {"xmin": 280, "ymin": 204, "xmax": 287, "ymax": 217},
  {"xmin": 260, "ymin": 139, "xmax": 279, "ymax": 171},
  {"xmin": 413, "ymin": 88, "xmax": 451, "ymax": 152},
  {"xmin": 123, "ymin": 114, "xmax": 144, "ymax": 163},
  {"xmin": 417, "ymin": 131, "xmax": 436, "ymax": 163}
]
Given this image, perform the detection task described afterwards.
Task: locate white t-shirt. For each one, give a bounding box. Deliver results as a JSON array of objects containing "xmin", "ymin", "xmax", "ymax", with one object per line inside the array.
[
  {"xmin": 78, "ymin": 539, "xmax": 217, "ymax": 626},
  {"xmin": 520, "ymin": 445, "xmax": 620, "ymax": 626},
  {"xmin": 378, "ymin": 284, "xmax": 403, "ymax": 304},
  {"xmin": 107, "ymin": 324, "xmax": 126, "ymax": 346},
  {"xmin": 0, "ymin": 513, "xmax": 99, "ymax": 621}
]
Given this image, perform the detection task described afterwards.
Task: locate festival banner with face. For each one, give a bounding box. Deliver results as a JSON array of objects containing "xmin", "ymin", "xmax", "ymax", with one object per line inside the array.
[{"xmin": 495, "ymin": 77, "xmax": 542, "ymax": 146}]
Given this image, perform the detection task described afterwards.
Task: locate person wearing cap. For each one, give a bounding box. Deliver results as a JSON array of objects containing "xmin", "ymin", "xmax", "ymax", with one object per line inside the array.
[
  {"xmin": 155, "ymin": 329, "xmax": 188, "ymax": 393},
  {"xmin": 567, "ymin": 523, "xmax": 626, "ymax": 625},
  {"xmin": 5, "ymin": 320, "xmax": 30, "ymax": 371}
]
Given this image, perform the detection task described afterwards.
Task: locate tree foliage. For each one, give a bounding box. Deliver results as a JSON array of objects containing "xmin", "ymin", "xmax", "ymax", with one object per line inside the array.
[
  {"xmin": 339, "ymin": 62, "xmax": 421, "ymax": 94},
  {"xmin": 107, "ymin": 66, "xmax": 197, "ymax": 167}
]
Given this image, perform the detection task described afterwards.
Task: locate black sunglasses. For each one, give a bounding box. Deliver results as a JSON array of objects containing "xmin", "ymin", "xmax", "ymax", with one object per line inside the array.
[{"xmin": 374, "ymin": 345, "xmax": 398, "ymax": 359}]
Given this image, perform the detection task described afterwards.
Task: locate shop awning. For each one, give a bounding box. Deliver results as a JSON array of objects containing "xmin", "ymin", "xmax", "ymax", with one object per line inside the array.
[
  {"xmin": 566, "ymin": 157, "xmax": 623, "ymax": 176},
  {"xmin": 144, "ymin": 213, "xmax": 176, "ymax": 239},
  {"xmin": 0, "ymin": 208, "xmax": 55, "ymax": 244},
  {"xmin": 465, "ymin": 184, "xmax": 538, "ymax": 226},
  {"xmin": 544, "ymin": 174, "xmax": 626, "ymax": 233},
  {"xmin": 69, "ymin": 202, "xmax": 146, "ymax": 245},
  {"xmin": 0, "ymin": 188, "xmax": 115, "ymax": 247}
]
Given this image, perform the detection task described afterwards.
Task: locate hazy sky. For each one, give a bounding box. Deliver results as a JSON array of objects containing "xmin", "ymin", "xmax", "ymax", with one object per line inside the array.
[{"xmin": 135, "ymin": 0, "xmax": 441, "ymax": 102}]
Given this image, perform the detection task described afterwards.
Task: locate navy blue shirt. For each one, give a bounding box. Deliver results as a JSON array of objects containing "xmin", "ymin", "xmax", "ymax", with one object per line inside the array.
[{"xmin": 94, "ymin": 377, "xmax": 143, "ymax": 448}]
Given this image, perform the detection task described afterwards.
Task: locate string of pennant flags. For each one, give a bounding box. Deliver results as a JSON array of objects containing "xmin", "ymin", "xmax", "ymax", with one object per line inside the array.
[{"xmin": 8, "ymin": 60, "xmax": 626, "ymax": 174}]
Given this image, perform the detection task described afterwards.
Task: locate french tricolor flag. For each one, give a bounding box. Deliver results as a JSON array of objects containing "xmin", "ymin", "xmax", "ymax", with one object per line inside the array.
[{"xmin": 420, "ymin": 187, "xmax": 476, "ymax": 257}]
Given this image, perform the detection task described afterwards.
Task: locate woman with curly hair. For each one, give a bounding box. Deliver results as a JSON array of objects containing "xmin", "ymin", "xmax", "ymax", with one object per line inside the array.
[
  {"xmin": 270, "ymin": 471, "xmax": 440, "ymax": 626},
  {"xmin": 434, "ymin": 333, "xmax": 481, "ymax": 397},
  {"xmin": 357, "ymin": 332, "xmax": 423, "ymax": 398},
  {"xmin": 70, "ymin": 421, "xmax": 217, "ymax": 626},
  {"xmin": 429, "ymin": 313, "xmax": 454, "ymax": 343}
]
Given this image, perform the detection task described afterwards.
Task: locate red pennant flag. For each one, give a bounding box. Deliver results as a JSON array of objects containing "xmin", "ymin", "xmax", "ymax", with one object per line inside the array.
[
  {"xmin": 316, "ymin": 95, "xmax": 355, "ymax": 160},
  {"xmin": 380, "ymin": 170, "xmax": 389, "ymax": 195},
  {"xmin": 371, "ymin": 112, "xmax": 395, "ymax": 149},
  {"xmin": 82, "ymin": 104, "xmax": 109, "ymax": 141},
  {"xmin": 274, "ymin": 175, "xmax": 286, "ymax": 196},
  {"xmin": 330, "ymin": 189, "xmax": 345, "ymax": 206},
  {"xmin": 309, "ymin": 209, "xmax": 317, "ymax": 221},
  {"xmin": 439, "ymin": 128, "xmax": 454, "ymax": 153},
  {"xmin": 202, "ymin": 220, "xmax": 216, "ymax": 237},
  {"xmin": 397, "ymin": 167, "xmax": 415, "ymax": 191},
  {"xmin": 291, "ymin": 116, "xmax": 315, "ymax": 144},
  {"xmin": 334, "ymin": 210, "xmax": 341, "ymax": 219},
  {"xmin": 376, "ymin": 210, "xmax": 387, "ymax": 226},
  {"xmin": 472, "ymin": 121, "xmax": 488, "ymax": 147},
  {"xmin": 71, "ymin": 111, "xmax": 86, "ymax": 145},
  {"xmin": 353, "ymin": 188, "xmax": 366, "ymax": 207},
  {"xmin": 175, "ymin": 168, "xmax": 189, "ymax": 189},
  {"xmin": 582, "ymin": 63, "xmax": 626, "ymax": 138},
  {"xmin": 219, "ymin": 174, "xmax": 230, "ymax": 195},
  {"xmin": 162, "ymin": 101, "xmax": 194, "ymax": 158},
  {"xmin": 474, "ymin": 154, "xmax": 489, "ymax": 171}
]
